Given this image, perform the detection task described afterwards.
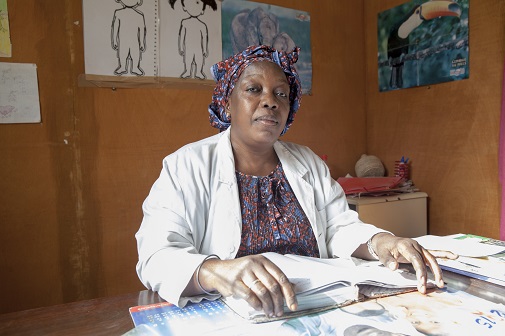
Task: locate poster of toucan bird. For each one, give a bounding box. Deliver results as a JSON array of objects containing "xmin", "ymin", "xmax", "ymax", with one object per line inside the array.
[{"xmin": 377, "ymin": 0, "xmax": 469, "ymax": 92}]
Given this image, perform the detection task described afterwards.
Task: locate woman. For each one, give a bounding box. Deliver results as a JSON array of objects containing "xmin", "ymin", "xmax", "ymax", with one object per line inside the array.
[{"xmin": 136, "ymin": 45, "xmax": 454, "ymax": 319}]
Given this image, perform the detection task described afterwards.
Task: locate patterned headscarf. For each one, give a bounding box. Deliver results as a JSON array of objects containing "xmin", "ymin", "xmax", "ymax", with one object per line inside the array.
[{"xmin": 208, "ymin": 45, "xmax": 302, "ymax": 136}]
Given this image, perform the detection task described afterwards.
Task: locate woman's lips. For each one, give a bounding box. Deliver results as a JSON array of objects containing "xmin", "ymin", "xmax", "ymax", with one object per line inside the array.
[{"xmin": 255, "ymin": 115, "xmax": 279, "ymax": 125}]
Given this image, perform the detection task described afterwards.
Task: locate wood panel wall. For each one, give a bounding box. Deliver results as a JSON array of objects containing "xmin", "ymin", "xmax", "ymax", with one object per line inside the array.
[
  {"xmin": 364, "ymin": 0, "xmax": 504, "ymax": 238},
  {"xmin": 0, "ymin": 0, "xmax": 367, "ymax": 313},
  {"xmin": 2, "ymin": 0, "xmax": 502, "ymax": 315}
]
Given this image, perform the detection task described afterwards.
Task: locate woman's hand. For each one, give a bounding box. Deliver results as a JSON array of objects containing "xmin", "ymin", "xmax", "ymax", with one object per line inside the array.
[
  {"xmin": 369, "ymin": 233, "xmax": 458, "ymax": 294},
  {"xmin": 198, "ymin": 254, "xmax": 297, "ymax": 317}
]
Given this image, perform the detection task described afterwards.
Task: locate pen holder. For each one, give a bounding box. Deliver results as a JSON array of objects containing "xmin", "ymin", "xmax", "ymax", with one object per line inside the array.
[{"xmin": 394, "ymin": 161, "xmax": 409, "ymax": 180}]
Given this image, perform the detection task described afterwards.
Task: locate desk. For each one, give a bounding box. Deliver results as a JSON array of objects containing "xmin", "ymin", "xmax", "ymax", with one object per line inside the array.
[
  {"xmin": 1, "ymin": 272, "xmax": 504, "ymax": 335},
  {"xmin": 0, "ymin": 291, "xmax": 164, "ymax": 335}
]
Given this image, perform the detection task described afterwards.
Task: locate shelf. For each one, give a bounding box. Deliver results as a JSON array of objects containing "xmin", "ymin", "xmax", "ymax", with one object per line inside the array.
[{"xmin": 77, "ymin": 74, "xmax": 215, "ymax": 90}]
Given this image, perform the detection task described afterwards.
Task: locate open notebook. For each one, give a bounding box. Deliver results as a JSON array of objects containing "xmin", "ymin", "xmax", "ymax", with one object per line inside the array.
[{"xmin": 221, "ymin": 253, "xmax": 433, "ymax": 322}]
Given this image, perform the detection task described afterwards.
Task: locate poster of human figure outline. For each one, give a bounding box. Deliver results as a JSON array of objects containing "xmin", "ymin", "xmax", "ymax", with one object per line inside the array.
[
  {"xmin": 377, "ymin": 0, "xmax": 469, "ymax": 92},
  {"xmin": 221, "ymin": 0, "xmax": 312, "ymax": 94},
  {"xmin": 111, "ymin": 0, "xmax": 147, "ymax": 76},
  {"xmin": 83, "ymin": 0, "xmax": 222, "ymax": 79},
  {"xmin": 83, "ymin": 0, "xmax": 158, "ymax": 77},
  {"xmin": 158, "ymin": 0, "xmax": 222, "ymax": 80}
]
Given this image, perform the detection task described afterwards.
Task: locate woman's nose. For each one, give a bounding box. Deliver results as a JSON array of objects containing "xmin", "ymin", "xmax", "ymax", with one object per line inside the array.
[{"xmin": 262, "ymin": 92, "xmax": 278, "ymax": 109}]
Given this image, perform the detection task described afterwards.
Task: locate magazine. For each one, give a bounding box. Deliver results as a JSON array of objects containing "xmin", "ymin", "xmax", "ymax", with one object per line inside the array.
[
  {"xmin": 415, "ymin": 234, "xmax": 505, "ymax": 286},
  {"xmin": 373, "ymin": 287, "xmax": 505, "ymax": 335},
  {"xmin": 127, "ymin": 287, "xmax": 505, "ymax": 336},
  {"xmin": 128, "ymin": 299, "xmax": 259, "ymax": 336},
  {"xmin": 221, "ymin": 252, "xmax": 434, "ymax": 322},
  {"xmin": 127, "ymin": 297, "xmax": 423, "ymax": 336}
]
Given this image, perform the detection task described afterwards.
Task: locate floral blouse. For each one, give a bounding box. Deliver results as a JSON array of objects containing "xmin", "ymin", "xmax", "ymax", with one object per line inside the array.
[{"xmin": 235, "ymin": 162, "xmax": 320, "ymax": 258}]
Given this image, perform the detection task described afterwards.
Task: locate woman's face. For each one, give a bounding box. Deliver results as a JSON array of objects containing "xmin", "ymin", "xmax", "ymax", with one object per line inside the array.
[{"xmin": 227, "ymin": 61, "xmax": 290, "ymax": 150}]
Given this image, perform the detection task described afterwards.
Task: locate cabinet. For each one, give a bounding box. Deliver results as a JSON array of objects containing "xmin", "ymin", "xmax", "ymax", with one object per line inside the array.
[{"xmin": 346, "ymin": 192, "xmax": 428, "ymax": 238}]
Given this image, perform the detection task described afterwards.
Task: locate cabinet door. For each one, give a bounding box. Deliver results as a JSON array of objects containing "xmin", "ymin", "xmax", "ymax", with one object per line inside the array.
[{"xmin": 355, "ymin": 198, "xmax": 427, "ymax": 238}]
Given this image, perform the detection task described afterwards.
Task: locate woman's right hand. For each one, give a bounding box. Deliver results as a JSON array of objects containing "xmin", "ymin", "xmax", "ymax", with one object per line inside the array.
[{"xmin": 198, "ymin": 254, "xmax": 297, "ymax": 318}]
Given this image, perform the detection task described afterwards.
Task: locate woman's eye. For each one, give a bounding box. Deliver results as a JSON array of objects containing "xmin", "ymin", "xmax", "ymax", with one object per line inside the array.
[
  {"xmin": 246, "ymin": 87, "xmax": 259, "ymax": 92},
  {"xmin": 276, "ymin": 91, "xmax": 288, "ymax": 98}
]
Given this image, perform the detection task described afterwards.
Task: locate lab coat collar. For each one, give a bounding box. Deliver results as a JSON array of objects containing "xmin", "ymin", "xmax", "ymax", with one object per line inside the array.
[{"xmin": 216, "ymin": 127, "xmax": 309, "ymax": 184}]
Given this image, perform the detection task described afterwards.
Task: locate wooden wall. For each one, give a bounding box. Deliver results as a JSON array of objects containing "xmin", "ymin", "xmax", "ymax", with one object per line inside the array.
[
  {"xmin": 364, "ymin": 0, "xmax": 504, "ymax": 238},
  {"xmin": 1, "ymin": 0, "xmax": 503, "ymax": 315},
  {"xmin": 0, "ymin": 0, "xmax": 367, "ymax": 313}
]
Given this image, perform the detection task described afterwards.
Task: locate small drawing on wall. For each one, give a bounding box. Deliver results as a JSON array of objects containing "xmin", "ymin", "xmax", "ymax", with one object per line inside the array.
[
  {"xmin": 111, "ymin": 0, "xmax": 147, "ymax": 76},
  {"xmin": 377, "ymin": 0, "xmax": 469, "ymax": 92},
  {"xmin": 0, "ymin": 63, "xmax": 41, "ymax": 124}
]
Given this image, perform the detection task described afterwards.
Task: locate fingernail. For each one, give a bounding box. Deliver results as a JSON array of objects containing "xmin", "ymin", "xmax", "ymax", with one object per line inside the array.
[{"xmin": 290, "ymin": 303, "xmax": 297, "ymax": 311}]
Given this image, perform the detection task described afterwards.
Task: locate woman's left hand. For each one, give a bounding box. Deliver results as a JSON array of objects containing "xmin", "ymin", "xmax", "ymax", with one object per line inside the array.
[{"xmin": 369, "ymin": 233, "xmax": 458, "ymax": 294}]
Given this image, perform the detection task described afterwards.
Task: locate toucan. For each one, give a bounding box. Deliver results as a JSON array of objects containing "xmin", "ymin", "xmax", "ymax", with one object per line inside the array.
[{"xmin": 388, "ymin": 1, "xmax": 461, "ymax": 89}]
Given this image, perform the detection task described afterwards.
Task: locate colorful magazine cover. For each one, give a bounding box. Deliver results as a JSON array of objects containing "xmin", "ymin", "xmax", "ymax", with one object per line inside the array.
[
  {"xmin": 128, "ymin": 287, "xmax": 505, "ymax": 335},
  {"xmin": 373, "ymin": 288, "xmax": 505, "ymax": 336},
  {"xmin": 129, "ymin": 299, "xmax": 248, "ymax": 335}
]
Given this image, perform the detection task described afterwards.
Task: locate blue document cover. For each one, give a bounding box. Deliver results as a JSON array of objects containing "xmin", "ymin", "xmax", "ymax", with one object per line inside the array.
[{"xmin": 129, "ymin": 299, "xmax": 244, "ymax": 335}]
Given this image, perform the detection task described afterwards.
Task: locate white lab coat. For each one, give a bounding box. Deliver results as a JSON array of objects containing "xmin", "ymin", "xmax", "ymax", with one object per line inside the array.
[{"xmin": 136, "ymin": 127, "xmax": 384, "ymax": 306}]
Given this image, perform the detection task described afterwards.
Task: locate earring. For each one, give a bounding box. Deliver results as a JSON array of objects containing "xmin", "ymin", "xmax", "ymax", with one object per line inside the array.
[{"xmin": 225, "ymin": 105, "xmax": 231, "ymax": 120}]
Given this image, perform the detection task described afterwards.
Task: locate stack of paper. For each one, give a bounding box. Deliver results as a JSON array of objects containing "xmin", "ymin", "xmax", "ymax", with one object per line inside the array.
[{"xmin": 414, "ymin": 234, "xmax": 505, "ymax": 286}]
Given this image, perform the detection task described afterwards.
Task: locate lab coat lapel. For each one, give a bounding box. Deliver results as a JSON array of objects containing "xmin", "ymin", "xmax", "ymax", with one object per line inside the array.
[{"xmin": 273, "ymin": 142, "xmax": 317, "ymax": 232}]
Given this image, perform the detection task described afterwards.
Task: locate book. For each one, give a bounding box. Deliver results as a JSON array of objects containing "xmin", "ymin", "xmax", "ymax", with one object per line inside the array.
[
  {"xmin": 415, "ymin": 234, "xmax": 505, "ymax": 286},
  {"xmin": 221, "ymin": 252, "xmax": 434, "ymax": 323}
]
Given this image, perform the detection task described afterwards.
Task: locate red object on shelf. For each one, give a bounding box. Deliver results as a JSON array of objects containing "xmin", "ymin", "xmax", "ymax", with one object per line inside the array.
[
  {"xmin": 337, "ymin": 177, "xmax": 404, "ymax": 195},
  {"xmin": 394, "ymin": 161, "xmax": 410, "ymax": 180}
]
